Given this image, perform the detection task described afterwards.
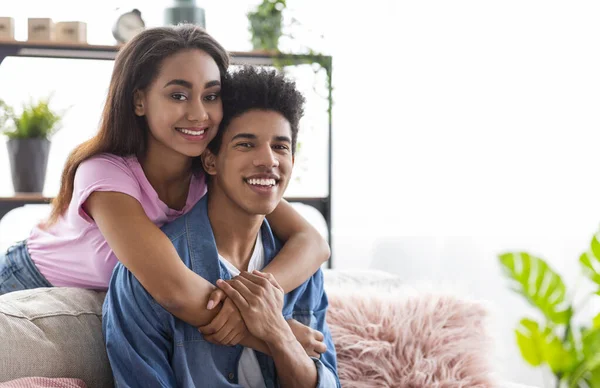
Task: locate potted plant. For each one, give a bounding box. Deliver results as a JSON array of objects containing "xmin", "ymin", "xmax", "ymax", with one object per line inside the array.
[
  {"xmin": 498, "ymin": 230, "xmax": 600, "ymax": 387},
  {"xmin": 0, "ymin": 97, "xmax": 63, "ymax": 193},
  {"xmin": 247, "ymin": 0, "xmax": 286, "ymax": 51}
]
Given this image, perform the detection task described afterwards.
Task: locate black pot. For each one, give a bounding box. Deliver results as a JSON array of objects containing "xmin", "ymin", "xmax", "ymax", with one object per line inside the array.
[{"xmin": 6, "ymin": 138, "xmax": 50, "ymax": 193}]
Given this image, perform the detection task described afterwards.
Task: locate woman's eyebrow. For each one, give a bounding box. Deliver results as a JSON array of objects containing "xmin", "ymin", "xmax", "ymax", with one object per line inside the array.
[{"xmin": 163, "ymin": 79, "xmax": 193, "ymax": 89}]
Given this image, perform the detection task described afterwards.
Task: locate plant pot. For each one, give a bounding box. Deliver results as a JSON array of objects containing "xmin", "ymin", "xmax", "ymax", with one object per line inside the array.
[
  {"xmin": 6, "ymin": 138, "xmax": 50, "ymax": 193},
  {"xmin": 164, "ymin": 0, "xmax": 205, "ymax": 28}
]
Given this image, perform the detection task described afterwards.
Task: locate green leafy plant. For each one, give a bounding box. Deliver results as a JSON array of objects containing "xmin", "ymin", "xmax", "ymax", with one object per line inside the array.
[
  {"xmin": 247, "ymin": 0, "xmax": 286, "ymax": 51},
  {"xmin": 0, "ymin": 97, "xmax": 63, "ymax": 140},
  {"xmin": 499, "ymin": 231, "xmax": 600, "ymax": 387}
]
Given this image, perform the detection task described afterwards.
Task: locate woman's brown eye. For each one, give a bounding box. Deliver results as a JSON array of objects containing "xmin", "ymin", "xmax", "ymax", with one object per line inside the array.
[{"xmin": 171, "ymin": 93, "xmax": 187, "ymax": 101}]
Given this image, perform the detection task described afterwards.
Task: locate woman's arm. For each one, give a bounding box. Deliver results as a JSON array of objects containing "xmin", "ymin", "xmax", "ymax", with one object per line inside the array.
[
  {"xmin": 86, "ymin": 191, "xmax": 219, "ymax": 327},
  {"xmin": 264, "ymin": 199, "xmax": 330, "ymax": 292}
]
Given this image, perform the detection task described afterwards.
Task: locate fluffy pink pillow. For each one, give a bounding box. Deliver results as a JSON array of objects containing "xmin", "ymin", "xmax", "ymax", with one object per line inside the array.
[
  {"xmin": 326, "ymin": 288, "xmax": 495, "ymax": 388},
  {"xmin": 0, "ymin": 378, "xmax": 87, "ymax": 388}
]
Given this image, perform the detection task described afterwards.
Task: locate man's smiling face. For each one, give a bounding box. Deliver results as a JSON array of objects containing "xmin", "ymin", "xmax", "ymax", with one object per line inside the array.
[{"xmin": 203, "ymin": 109, "xmax": 294, "ymax": 216}]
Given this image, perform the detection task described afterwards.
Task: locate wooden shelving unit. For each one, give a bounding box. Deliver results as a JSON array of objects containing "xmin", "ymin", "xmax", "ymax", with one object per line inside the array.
[
  {"xmin": 0, "ymin": 40, "xmax": 334, "ymax": 265},
  {"xmin": 0, "ymin": 40, "xmax": 330, "ymax": 66}
]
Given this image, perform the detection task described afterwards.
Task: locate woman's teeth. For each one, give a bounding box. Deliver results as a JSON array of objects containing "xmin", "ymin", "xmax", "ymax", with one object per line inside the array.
[
  {"xmin": 247, "ymin": 178, "xmax": 277, "ymax": 187},
  {"xmin": 177, "ymin": 128, "xmax": 206, "ymax": 135}
]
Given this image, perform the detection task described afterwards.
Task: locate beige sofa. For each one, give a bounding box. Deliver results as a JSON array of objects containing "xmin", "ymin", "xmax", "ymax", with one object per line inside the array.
[{"xmin": 0, "ymin": 270, "xmax": 535, "ymax": 387}]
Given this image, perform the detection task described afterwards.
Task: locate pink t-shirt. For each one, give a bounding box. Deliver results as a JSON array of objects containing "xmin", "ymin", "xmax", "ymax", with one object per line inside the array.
[{"xmin": 27, "ymin": 153, "xmax": 206, "ymax": 289}]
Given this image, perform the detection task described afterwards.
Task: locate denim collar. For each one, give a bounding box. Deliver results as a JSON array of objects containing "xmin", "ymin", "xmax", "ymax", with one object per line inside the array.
[{"xmin": 183, "ymin": 194, "xmax": 280, "ymax": 285}]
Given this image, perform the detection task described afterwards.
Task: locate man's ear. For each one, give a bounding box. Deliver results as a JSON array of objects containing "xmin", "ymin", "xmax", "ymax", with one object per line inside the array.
[
  {"xmin": 201, "ymin": 149, "xmax": 218, "ymax": 176},
  {"xmin": 133, "ymin": 90, "xmax": 145, "ymax": 116}
]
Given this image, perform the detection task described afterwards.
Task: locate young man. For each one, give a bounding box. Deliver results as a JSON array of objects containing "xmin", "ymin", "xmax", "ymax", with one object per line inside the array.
[{"xmin": 102, "ymin": 66, "xmax": 340, "ymax": 388}]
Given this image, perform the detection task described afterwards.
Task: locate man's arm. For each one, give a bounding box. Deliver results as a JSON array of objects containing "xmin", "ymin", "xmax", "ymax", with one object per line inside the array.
[
  {"xmin": 102, "ymin": 264, "xmax": 177, "ymax": 388},
  {"xmin": 285, "ymin": 275, "xmax": 340, "ymax": 387},
  {"xmin": 266, "ymin": 329, "xmax": 320, "ymax": 388}
]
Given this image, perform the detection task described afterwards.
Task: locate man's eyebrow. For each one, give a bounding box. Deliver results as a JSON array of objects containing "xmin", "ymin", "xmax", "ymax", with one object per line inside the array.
[
  {"xmin": 163, "ymin": 79, "xmax": 221, "ymax": 89},
  {"xmin": 274, "ymin": 135, "xmax": 291, "ymax": 143},
  {"xmin": 231, "ymin": 133, "xmax": 257, "ymax": 142}
]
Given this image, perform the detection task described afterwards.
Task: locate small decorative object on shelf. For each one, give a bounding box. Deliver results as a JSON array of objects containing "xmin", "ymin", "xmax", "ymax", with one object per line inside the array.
[
  {"xmin": 55, "ymin": 21, "xmax": 87, "ymax": 44},
  {"xmin": 0, "ymin": 97, "xmax": 64, "ymax": 193},
  {"xmin": 112, "ymin": 9, "xmax": 145, "ymax": 44},
  {"xmin": 28, "ymin": 18, "xmax": 54, "ymax": 42},
  {"xmin": 0, "ymin": 17, "xmax": 15, "ymax": 41},
  {"xmin": 164, "ymin": 0, "xmax": 205, "ymax": 28}
]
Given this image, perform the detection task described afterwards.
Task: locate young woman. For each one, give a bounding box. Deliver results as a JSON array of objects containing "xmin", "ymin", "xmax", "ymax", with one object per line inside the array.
[{"xmin": 0, "ymin": 24, "xmax": 329, "ymax": 350}]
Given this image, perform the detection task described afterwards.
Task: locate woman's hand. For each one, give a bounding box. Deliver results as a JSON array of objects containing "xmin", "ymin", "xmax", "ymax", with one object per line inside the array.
[
  {"xmin": 198, "ymin": 297, "xmax": 249, "ymax": 346},
  {"xmin": 287, "ymin": 318, "xmax": 327, "ymax": 358}
]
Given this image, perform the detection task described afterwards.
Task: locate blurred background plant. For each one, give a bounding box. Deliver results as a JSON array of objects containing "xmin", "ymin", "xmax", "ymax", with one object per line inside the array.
[
  {"xmin": 499, "ymin": 230, "xmax": 600, "ymax": 387},
  {"xmin": 247, "ymin": 0, "xmax": 286, "ymax": 51},
  {"xmin": 0, "ymin": 97, "xmax": 63, "ymax": 139},
  {"xmin": 0, "ymin": 96, "xmax": 65, "ymax": 192}
]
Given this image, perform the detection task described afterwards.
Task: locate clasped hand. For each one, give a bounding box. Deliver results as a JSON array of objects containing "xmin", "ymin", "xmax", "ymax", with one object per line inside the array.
[{"xmin": 198, "ymin": 271, "xmax": 326, "ymax": 357}]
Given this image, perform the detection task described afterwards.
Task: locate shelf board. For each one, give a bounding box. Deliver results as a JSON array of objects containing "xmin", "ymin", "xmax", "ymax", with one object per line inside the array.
[
  {"xmin": 0, "ymin": 40, "xmax": 331, "ymax": 66},
  {"xmin": 0, "ymin": 193, "xmax": 53, "ymax": 202}
]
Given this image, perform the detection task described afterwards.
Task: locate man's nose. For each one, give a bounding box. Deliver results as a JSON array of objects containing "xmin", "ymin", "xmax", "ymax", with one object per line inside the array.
[{"xmin": 253, "ymin": 146, "xmax": 279, "ymax": 168}]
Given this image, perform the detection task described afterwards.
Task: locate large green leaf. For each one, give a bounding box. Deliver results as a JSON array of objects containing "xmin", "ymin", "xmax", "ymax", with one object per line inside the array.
[
  {"xmin": 515, "ymin": 319, "xmax": 545, "ymax": 366},
  {"xmin": 594, "ymin": 313, "xmax": 600, "ymax": 329},
  {"xmin": 589, "ymin": 367, "xmax": 600, "ymax": 388},
  {"xmin": 580, "ymin": 232, "xmax": 600, "ymax": 288},
  {"xmin": 582, "ymin": 327, "xmax": 600, "ymax": 361},
  {"xmin": 499, "ymin": 252, "xmax": 571, "ymax": 323},
  {"xmin": 515, "ymin": 319, "xmax": 576, "ymax": 373}
]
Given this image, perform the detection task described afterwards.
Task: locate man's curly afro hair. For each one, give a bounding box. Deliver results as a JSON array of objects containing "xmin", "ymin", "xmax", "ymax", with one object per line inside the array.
[{"xmin": 208, "ymin": 66, "xmax": 305, "ymax": 155}]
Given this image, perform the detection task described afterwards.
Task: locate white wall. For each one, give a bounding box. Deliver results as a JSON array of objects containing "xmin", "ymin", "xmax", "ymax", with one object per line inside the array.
[
  {"xmin": 3, "ymin": 1, "xmax": 600, "ymax": 386},
  {"xmin": 325, "ymin": 1, "xmax": 600, "ymax": 386}
]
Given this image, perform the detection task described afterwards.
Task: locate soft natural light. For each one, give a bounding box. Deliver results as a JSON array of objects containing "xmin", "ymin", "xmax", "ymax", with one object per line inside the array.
[{"xmin": 2, "ymin": 1, "xmax": 600, "ymax": 385}]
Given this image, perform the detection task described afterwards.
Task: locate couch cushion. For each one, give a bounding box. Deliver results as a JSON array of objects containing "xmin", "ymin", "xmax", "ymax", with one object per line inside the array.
[
  {"xmin": 325, "ymin": 284, "xmax": 495, "ymax": 387},
  {"xmin": 0, "ymin": 288, "xmax": 111, "ymax": 388},
  {"xmin": 0, "ymin": 377, "xmax": 87, "ymax": 388}
]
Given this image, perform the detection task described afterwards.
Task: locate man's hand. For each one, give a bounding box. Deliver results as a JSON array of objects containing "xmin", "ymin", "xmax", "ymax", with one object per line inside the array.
[
  {"xmin": 198, "ymin": 297, "xmax": 249, "ymax": 346},
  {"xmin": 216, "ymin": 270, "xmax": 288, "ymax": 343},
  {"xmin": 287, "ymin": 319, "xmax": 327, "ymax": 358}
]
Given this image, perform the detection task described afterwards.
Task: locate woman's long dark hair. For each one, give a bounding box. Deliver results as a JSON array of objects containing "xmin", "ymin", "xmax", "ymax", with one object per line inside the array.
[{"xmin": 47, "ymin": 24, "xmax": 229, "ymax": 225}]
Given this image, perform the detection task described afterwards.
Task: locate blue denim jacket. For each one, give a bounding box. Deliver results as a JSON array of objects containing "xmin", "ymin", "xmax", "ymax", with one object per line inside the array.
[{"xmin": 102, "ymin": 195, "xmax": 340, "ymax": 388}]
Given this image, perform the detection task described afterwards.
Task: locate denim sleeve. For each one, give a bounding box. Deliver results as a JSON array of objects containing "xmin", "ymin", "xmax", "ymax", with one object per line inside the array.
[
  {"xmin": 102, "ymin": 264, "xmax": 176, "ymax": 388},
  {"xmin": 312, "ymin": 283, "xmax": 341, "ymax": 388},
  {"xmin": 285, "ymin": 269, "xmax": 341, "ymax": 388},
  {"xmin": 312, "ymin": 356, "xmax": 340, "ymax": 388}
]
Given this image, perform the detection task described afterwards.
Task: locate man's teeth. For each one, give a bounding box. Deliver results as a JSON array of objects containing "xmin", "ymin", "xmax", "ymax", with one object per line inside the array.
[
  {"xmin": 177, "ymin": 128, "xmax": 206, "ymax": 135},
  {"xmin": 247, "ymin": 178, "xmax": 277, "ymax": 187}
]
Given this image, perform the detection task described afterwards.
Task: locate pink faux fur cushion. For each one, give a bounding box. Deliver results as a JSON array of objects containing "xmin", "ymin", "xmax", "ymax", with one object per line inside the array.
[
  {"xmin": 0, "ymin": 378, "xmax": 87, "ymax": 388},
  {"xmin": 326, "ymin": 288, "xmax": 495, "ymax": 388}
]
